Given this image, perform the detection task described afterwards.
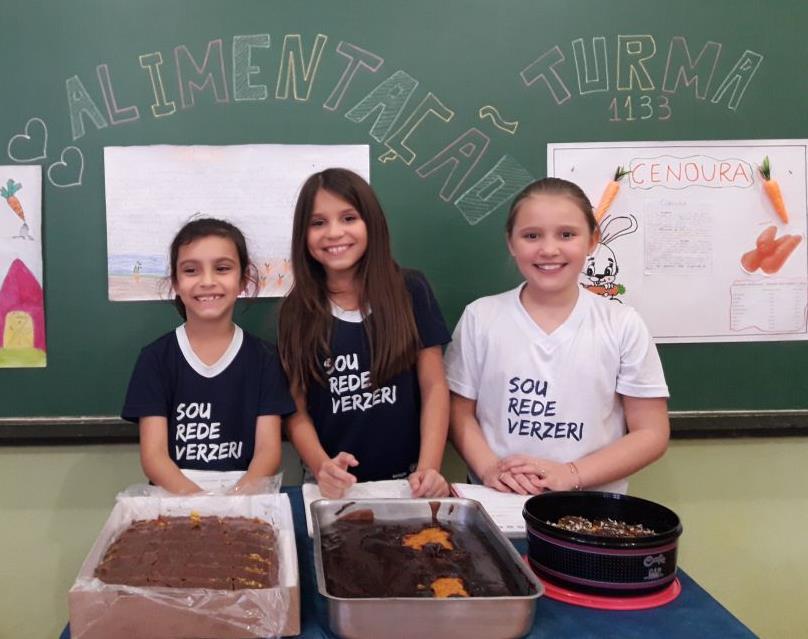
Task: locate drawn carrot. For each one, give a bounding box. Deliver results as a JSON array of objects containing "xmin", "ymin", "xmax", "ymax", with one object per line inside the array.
[
  {"xmin": 0, "ymin": 179, "xmax": 26, "ymax": 222},
  {"xmin": 760, "ymin": 235, "xmax": 802, "ymax": 274},
  {"xmin": 740, "ymin": 249, "xmax": 762, "ymax": 273},
  {"xmin": 594, "ymin": 167, "xmax": 630, "ymax": 222},
  {"xmin": 583, "ymin": 284, "xmax": 624, "ymax": 296},
  {"xmin": 755, "ymin": 225, "xmax": 778, "ymax": 256},
  {"xmin": 758, "ymin": 156, "xmax": 789, "ymax": 224},
  {"xmin": 742, "ymin": 232, "xmax": 794, "ymax": 273},
  {"xmin": 770, "ymin": 235, "xmax": 791, "ymax": 252}
]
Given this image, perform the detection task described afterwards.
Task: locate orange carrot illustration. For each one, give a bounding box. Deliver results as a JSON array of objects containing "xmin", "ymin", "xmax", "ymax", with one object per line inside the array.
[
  {"xmin": 594, "ymin": 166, "xmax": 630, "ymax": 222},
  {"xmin": 740, "ymin": 249, "xmax": 762, "ymax": 273},
  {"xmin": 770, "ymin": 235, "xmax": 791, "ymax": 252},
  {"xmin": 741, "ymin": 226, "xmax": 803, "ymax": 274},
  {"xmin": 758, "ymin": 156, "xmax": 789, "ymax": 224},
  {"xmin": 760, "ymin": 235, "xmax": 802, "ymax": 274},
  {"xmin": 1, "ymin": 179, "xmax": 25, "ymax": 222},
  {"xmin": 583, "ymin": 283, "xmax": 625, "ymax": 297},
  {"xmin": 755, "ymin": 225, "xmax": 777, "ymax": 256}
]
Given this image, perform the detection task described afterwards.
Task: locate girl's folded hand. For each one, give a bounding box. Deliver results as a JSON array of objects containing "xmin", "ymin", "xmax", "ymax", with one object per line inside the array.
[
  {"xmin": 481, "ymin": 460, "xmax": 543, "ymax": 495},
  {"xmin": 498, "ymin": 455, "xmax": 577, "ymax": 492}
]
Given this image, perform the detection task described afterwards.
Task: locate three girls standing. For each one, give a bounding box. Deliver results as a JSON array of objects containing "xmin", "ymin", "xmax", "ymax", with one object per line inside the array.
[{"xmin": 124, "ymin": 170, "xmax": 668, "ymax": 497}]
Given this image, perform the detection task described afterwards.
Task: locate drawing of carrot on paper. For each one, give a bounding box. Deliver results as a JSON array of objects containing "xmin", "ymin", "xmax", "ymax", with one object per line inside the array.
[{"xmin": 1, "ymin": 179, "xmax": 34, "ymax": 240}]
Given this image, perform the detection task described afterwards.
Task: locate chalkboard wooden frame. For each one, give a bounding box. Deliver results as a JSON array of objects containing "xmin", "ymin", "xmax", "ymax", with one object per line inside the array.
[{"xmin": 1, "ymin": 411, "xmax": 807, "ymax": 445}]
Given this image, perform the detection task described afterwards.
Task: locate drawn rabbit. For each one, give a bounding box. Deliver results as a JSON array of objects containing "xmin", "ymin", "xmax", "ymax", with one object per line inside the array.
[{"xmin": 581, "ymin": 214, "xmax": 638, "ymax": 302}]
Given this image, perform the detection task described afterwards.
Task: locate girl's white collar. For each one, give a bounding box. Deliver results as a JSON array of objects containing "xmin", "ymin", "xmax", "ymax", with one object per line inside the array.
[
  {"xmin": 175, "ymin": 324, "xmax": 243, "ymax": 378},
  {"xmin": 330, "ymin": 300, "xmax": 366, "ymax": 323}
]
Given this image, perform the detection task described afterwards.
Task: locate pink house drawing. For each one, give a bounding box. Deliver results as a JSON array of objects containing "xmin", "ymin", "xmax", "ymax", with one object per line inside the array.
[{"xmin": 0, "ymin": 258, "xmax": 46, "ymax": 351}]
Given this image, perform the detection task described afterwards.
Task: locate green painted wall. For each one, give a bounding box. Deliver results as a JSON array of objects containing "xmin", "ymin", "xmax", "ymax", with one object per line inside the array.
[{"xmin": 1, "ymin": 439, "xmax": 804, "ymax": 638}]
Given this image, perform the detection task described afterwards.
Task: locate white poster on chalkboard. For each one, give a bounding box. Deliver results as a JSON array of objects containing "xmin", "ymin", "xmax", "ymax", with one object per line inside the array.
[
  {"xmin": 0, "ymin": 165, "xmax": 45, "ymax": 367},
  {"xmin": 548, "ymin": 140, "xmax": 808, "ymax": 343},
  {"xmin": 104, "ymin": 144, "xmax": 370, "ymax": 301}
]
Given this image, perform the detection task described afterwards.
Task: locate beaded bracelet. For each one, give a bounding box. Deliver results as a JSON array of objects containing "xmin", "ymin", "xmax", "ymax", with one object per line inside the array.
[{"xmin": 568, "ymin": 462, "xmax": 582, "ymax": 491}]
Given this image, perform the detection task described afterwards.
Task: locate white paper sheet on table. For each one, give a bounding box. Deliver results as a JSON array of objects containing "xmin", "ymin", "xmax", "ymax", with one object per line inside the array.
[
  {"xmin": 302, "ymin": 479, "xmax": 412, "ymax": 537},
  {"xmin": 451, "ymin": 483, "xmax": 530, "ymax": 538}
]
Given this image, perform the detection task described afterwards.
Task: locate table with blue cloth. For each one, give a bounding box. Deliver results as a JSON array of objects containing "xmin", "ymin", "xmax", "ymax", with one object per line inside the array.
[{"xmin": 61, "ymin": 486, "xmax": 756, "ymax": 639}]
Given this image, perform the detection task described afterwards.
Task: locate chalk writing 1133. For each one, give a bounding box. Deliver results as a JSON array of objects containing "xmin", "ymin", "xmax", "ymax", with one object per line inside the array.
[{"xmin": 608, "ymin": 95, "xmax": 671, "ymax": 122}]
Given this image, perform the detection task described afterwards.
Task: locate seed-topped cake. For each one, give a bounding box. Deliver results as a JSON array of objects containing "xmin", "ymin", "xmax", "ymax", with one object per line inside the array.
[{"xmin": 548, "ymin": 515, "xmax": 656, "ymax": 538}]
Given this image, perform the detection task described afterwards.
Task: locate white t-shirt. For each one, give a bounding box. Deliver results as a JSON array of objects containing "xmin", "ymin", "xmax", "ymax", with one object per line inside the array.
[{"xmin": 445, "ymin": 285, "xmax": 669, "ymax": 494}]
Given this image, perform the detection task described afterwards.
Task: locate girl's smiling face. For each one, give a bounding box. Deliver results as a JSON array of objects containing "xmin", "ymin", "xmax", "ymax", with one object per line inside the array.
[
  {"xmin": 173, "ymin": 235, "xmax": 244, "ymax": 324},
  {"xmin": 507, "ymin": 193, "xmax": 597, "ymax": 301},
  {"xmin": 306, "ymin": 188, "xmax": 368, "ymax": 280}
]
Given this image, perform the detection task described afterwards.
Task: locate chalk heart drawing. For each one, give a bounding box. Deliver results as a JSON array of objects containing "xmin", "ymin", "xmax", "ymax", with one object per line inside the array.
[
  {"xmin": 7, "ymin": 117, "xmax": 49, "ymax": 162},
  {"xmin": 47, "ymin": 146, "xmax": 84, "ymax": 188}
]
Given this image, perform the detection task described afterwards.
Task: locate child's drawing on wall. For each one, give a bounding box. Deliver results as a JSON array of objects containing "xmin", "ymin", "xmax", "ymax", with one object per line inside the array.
[
  {"xmin": 1, "ymin": 179, "xmax": 34, "ymax": 241},
  {"xmin": 0, "ymin": 166, "xmax": 45, "ymax": 367}
]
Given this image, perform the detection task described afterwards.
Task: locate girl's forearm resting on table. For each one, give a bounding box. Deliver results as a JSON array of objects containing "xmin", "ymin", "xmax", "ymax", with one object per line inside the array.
[
  {"xmin": 235, "ymin": 415, "xmax": 282, "ymax": 489},
  {"xmin": 572, "ymin": 396, "xmax": 669, "ymax": 489},
  {"xmin": 139, "ymin": 416, "xmax": 201, "ymax": 494},
  {"xmin": 284, "ymin": 391, "xmax": 331, "ymax": 476},
  {"xmin": 285, "ymin": 390, "xmax": 357, "ymax": 498},
  {"xmin": 449, "ymin": 393, "xmax": 499, "ymax": 480},
  {"xmin": 416, "ymin": 346, "xmax": 450, "ymax": 471}
]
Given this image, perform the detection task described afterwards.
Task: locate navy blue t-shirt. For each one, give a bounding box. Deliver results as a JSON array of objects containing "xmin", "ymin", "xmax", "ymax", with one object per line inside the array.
[
  {"xmin": 306, "ymin": 271, "xmax": 450, "ymax": 482},
  {"xmin": 122, "ymin": 326, "xmax": 295, "ymax": 471}
]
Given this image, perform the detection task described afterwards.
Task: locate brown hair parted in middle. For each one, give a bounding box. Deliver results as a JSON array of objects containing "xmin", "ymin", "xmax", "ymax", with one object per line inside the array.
[
  {"xmin": 278, "ymin": 168, "xmax": 420, "ymax": 393},
  {"xmin": 505, "ymin": 177, "xmax": 597, "ymax": 238}
]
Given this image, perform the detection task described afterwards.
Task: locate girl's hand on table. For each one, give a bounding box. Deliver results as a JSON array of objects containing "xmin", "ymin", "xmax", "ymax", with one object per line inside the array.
[
  {"xmin": 482, "ymin": 460, "xmax": 543, "ymax": 495},
  {"xmin": 409, "ymin": 468, "xmax": 450, "ymax": 498},
  {"xmin": 316, "ymin": 452, "xmax": 358, "ymax": 498},
  {"xmin": 498, "ymin": 455, "xmax": 579, "ymax": 492}
]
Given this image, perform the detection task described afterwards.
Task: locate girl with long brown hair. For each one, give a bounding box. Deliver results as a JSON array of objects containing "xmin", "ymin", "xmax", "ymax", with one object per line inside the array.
[{"xmin": 278, "ymin": 168, "xmax": 451, "ymax": 498}]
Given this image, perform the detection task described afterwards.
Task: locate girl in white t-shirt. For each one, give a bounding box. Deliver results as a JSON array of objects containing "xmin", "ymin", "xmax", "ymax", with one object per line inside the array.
[{"xmin": 445, "ymin": 177, "xmax": 669, "ymax": 494}]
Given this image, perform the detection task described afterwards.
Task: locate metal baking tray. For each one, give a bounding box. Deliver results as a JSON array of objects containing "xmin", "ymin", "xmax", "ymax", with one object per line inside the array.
[{"xmin": 311, "ymin": 498, "xmax": 543, "ymax": 639}]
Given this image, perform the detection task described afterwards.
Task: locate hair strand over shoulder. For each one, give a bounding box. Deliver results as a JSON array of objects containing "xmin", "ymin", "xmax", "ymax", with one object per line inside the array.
[{"xmin": 278, "ymin": 169, "xmax": 419, "ymax": 394}]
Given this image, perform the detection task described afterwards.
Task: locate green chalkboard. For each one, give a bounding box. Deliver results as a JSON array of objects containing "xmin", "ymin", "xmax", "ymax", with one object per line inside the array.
[{"xmin": 1, "ymin": 0, "xmax": 807, "ymax": 429}]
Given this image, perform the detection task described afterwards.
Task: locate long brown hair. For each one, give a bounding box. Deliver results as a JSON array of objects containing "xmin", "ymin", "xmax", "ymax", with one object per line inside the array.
[{"xmin": 278, "ymin": 169, "xmax": 419, "ymax": 393}]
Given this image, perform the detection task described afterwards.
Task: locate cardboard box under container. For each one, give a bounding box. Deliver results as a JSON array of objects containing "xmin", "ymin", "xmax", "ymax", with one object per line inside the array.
[{"xmin": 68, "ymin": 493, "xmax": 299, "ymax": 639}]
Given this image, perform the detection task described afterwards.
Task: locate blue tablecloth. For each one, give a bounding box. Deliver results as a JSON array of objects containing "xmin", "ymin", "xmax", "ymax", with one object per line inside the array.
[{"xmin": 61, "ymin": 487, "xmax": 757, "ymax": 639}]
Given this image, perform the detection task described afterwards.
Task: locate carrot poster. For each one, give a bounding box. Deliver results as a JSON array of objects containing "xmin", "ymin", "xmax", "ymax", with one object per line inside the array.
[
  {"xmin": 104, "ymin": 144, "xmax": 369, "ymax": 301},
  {"xmin": 0, "ymin": 165, "xmax": 46, "ymax": 367},
  {"xmin": 548, "ymin": 140, "xmax": 808, "ymax": 343}
]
